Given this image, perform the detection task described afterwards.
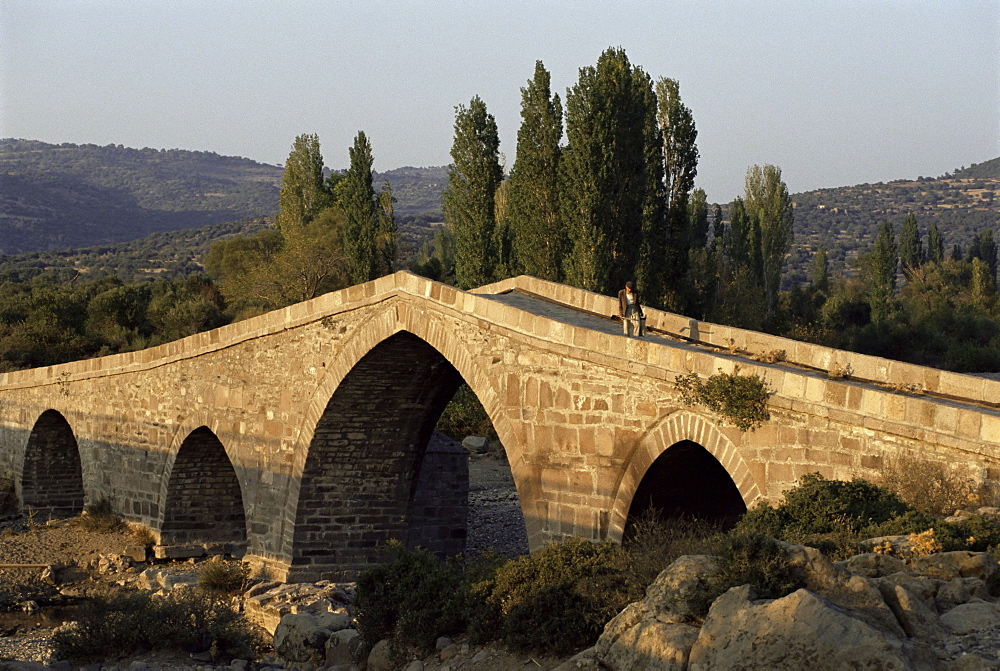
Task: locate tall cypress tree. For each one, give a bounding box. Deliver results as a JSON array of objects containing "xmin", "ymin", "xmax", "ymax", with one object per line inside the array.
[
  {"xmin": 444, "ymin": 96, "xmax": 503, "ymax": 289},
  {"xmin": 376, "ymin": 179, "xmax": 398, "ymax": 276},
  {"xmin": 898, "ymin": 213, "xmax": 923, "ymax": 277},
  {"xmin": 744, "ymin": 164, "xmax": 793, "ymax": 319},
  {"xmin": 561, "ymin": 48, "xmax": 659, "ymax": 295},
  {"xmin": 340, "ymin": 131, "xmax": 378, "ymax": 284},
  {"xmin": 276, "ymin": 134, "xmax": 330, "ymax": 234},
  {"xmin": 507, "ymin": 61, "xmax": 564, "ymax": 281},
  {"xmin": 868, "ymin": 220, "xmax": 898, "ymax": 324},
  {"xmin": 926, "ymin": 221, "xmax": 945, "ymax": 264},
  {"xmin": 655, "ymin": 78, "xmax": 699, "ymax": 300}
]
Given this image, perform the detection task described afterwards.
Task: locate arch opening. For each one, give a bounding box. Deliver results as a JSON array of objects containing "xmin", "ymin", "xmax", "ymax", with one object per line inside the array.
[
  {"xmin": 291, "ymin": 330, "xmax": 526, "ymax": 579},
  {"xmin": 160, "ymin": 426, "xmax": 247, "ymax": 546},
  {"xmin": 21, "ymin": 410, "xmax": 84, "ymax": 518},
  {"xmin": 624, "ymin": 440, "xmax": 747, "ymax": 538}
]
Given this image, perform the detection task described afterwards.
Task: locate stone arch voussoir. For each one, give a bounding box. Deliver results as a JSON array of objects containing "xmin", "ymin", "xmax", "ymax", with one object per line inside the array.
[{"xmin": 607, "ymin": 410, "xmax": 762, "ymax": 543}]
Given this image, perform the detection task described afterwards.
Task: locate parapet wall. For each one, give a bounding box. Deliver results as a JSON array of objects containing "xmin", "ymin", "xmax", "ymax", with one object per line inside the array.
[{"xmin": 475, "ymin": 275, "xmax": 1000, "ymax": 410}]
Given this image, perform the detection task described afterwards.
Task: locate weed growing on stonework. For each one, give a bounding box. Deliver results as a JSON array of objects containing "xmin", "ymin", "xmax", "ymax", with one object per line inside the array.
[{"xmin": 675, "ymin": 365, "xmax": 771, "ymax": 431}]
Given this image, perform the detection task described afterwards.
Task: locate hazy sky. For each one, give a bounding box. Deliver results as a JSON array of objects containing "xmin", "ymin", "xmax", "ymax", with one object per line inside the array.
[{"xmin": 2, "ymin": 0, "xmax": 998, "ymax": 202}]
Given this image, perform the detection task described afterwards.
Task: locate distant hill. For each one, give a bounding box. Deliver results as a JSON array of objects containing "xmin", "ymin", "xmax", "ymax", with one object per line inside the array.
[
  {"xmin": 0, "ymin": 217, "xmax": 272, "ymax": 283},
  {"xmin": 786, "ymin": 161, "xmax": 999, "ymax": 283},
  {"xmin": 0, "ymin": 139, "xmax": 284, "ymax": 254},
  {"xmin": 1, "ymin": 139, "xmax": 449, "ymax": 256}
]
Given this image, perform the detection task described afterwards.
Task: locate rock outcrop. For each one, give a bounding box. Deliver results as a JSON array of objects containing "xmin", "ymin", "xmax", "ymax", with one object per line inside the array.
[{"xmin": 591, "ymin": 545, "xmax": 1000, "ymax": 670}]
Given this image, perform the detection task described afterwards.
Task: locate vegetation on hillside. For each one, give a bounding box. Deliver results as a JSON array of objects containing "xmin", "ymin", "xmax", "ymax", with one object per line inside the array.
[{"xmin": 0, "ymin": 139, "xmax": 282, "ymax": 254}]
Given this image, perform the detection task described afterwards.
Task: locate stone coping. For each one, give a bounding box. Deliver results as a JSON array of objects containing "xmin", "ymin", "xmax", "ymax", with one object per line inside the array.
[
  {"xmin": 1, "ymin": 271, "xmax": 998, "ymax": 414},
  {"xmin": 474, "ymin": 275, "xmax": 1000, "ymax": 410}
]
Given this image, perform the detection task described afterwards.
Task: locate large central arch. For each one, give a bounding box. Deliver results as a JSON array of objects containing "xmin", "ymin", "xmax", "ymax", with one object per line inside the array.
[{"xmin": 289, "ymin": 331, "xmax": 468, "ymax": 578}]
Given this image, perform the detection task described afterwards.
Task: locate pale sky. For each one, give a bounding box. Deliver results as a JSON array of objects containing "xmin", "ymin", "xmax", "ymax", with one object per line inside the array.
[{"xmin": 2, "ymin": 0, "xmax": 998, "ymax": 203}]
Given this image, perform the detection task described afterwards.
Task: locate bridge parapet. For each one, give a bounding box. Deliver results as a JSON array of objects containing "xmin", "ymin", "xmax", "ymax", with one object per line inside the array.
[{"xmin": 476, "ymin": 275, "xmax": 1000, "ymax": 410}]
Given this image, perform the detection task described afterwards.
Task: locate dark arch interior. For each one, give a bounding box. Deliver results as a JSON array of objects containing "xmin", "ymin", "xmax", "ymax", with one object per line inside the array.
[
  {"xmin": 293, "ymin": 331, "xmax": 468, "ymax": 577},
  {"xmin": 160, "ymin": 426, "xmax": 247, "ymax": 546},
  {"xmin": 21, "ymin": 409, "xmax": 85, "ymax": 518},
  {"xmin": 624, "ymin": 440, "xmax": 747, "ymax": 537}
]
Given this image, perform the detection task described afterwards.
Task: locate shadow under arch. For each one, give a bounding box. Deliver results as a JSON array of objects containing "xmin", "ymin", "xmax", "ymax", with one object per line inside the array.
[
  {"xmin": 288, "ymin": 330, "xmax": 478, "ymax": 580},
  {"xmin": 20, "ymin": 409, "xmax": 85, "ymax": 518},
  {"xmin": 608, "ymin": 411, "xmax": 763, "ymax": 543},
  {"xmin": 159, "ymin": 426, "xmax": 248, "ymax": 546}
]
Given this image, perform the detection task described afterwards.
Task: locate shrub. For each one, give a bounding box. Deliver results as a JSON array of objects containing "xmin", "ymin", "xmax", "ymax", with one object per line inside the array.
[
  {"xmin": 74, "ymin": 497, "xmax": 125, "ymax": 533},
  {"xmin": 873, "ymin": 454, "xmax": 988, "ymax": 515},
  {"xmin": 621, "ymin": 512, "xmax": 725, "ymax": 594},
  {"xmin": 198, "ymin": 558, "xmax": 250, "ymax": 594},
  {"xmin": 482, "ymin": 537, "xmax": 632, "ymax": 657},
  {"xmin": 675, "ymin": 366, "xmax": 771, "ymax": 432},
  {"xmin": 51, "ymin": 587, "xmax": 263, "ymax": 662},
  {"xmin": 436, "ymin": 384, "xmax": 496, "ymax": 441},
  {"xmin": 709, "ymin": 533, "xmax": 804, "ymax": 602},
  {"xmin": 353, "ymin": 541, "xmax": 466, "ymax": 661},
  {"xmin": 776, "ymin": 473, "xmax": 910, "ymax": 535}
]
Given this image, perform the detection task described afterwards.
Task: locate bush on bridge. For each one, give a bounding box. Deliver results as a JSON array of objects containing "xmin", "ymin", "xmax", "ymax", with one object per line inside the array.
[{"xmin": 675, "ymin": 365, "xmax": 771, "ymax": 432}]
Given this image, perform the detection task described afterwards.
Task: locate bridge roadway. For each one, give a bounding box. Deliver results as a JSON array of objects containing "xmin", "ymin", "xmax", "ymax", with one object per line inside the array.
[{"xmin": 0, "ymin": 272, "xmax": 998, "ymax": 581}]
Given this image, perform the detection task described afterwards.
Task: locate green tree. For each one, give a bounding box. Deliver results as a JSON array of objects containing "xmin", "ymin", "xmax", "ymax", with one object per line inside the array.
[
  {"xmin": 506, "ymin": 61, "xmax": 564, "ymax": 281},
  {"xmin": 926, "ymin": 221, "xmax": 945, "ymax": 264},
  {"xmin": 867, "ymin": 220, "xmax": 898, "ymax": 324},
  {"xmin": 561, "ymin": 48, "xmax": 660, "ymax": 296},
  {"xmin": 898, "ymin": 213, "xmax": 923, "ymax": 277},
  {"xmin": 275, "ymin": 134, "xmax": 330, "ymax": 234},
  {"xmin": 376, "ymin": 179, "xmax": 399, "ymax": 276},
  {"xmin": 687, "ymin": 188, "xmax": 709, "ymax": 250},
  {"xmin": 444, "ymin": 96, "xmax": 503, "ymax": 289},
  {"xmin": 743, "ymin": 165, "xmax": 793, "ymax": 319},
  {"xmin": 967, "ymin": 229, "xmax": 998, "ymax": 281},
  {"xmin": 340, "ymin": 131, "xmax": 379, "ymax": 284},
  {"xmin": 655, "ymin": 77, "xmax": 699, "ymax": 300},
  {"xmin": 811, "ymin": 247, "xmax": 830, "ymax": 293}
]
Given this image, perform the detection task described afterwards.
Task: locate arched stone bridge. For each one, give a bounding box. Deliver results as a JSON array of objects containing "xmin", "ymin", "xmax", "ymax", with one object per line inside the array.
[{"xmin": 1, "ymin": 272, "xmax": 998, "ymax": 581}]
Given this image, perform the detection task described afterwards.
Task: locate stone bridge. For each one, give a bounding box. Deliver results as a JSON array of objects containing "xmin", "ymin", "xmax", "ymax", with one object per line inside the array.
[{"xmin": 1, "ymin": 272, "xmax": 998, "ymax": 581}]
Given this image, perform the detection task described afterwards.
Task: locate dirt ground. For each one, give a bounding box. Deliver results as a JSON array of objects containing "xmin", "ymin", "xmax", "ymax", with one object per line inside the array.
[{"xmin": 0, "ymin": 456, "xmax": 581, "ymax": 669}]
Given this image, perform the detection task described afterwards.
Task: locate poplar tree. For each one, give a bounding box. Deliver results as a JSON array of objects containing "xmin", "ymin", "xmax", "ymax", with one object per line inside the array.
[
  {"xmin": 340, "ymin": 131, "xmax": 379, "ymax": 284},
  {"xmin": 656, "ymin": 78, "xmax": 699, "ymax": 295},
  {"xmin": 507, "ymin": 61, "xmax": 564, "ymax": 281},
  {"xmin": 688, "ymin": 188, "xmax": 709, "ymax": 250},
  {"xmin": 376, "ymin": 179, "xmax": 398, "ymax": 276},
  {"xmin": 444, "ymin": 96, "xmax": 503, "ymax": 289},
  {"xmin": 744, "ymin": 164, "xmax": 794, "ymax": 318},
  {"xmin": 898, "ymin": 213, "xmax": 923, "ymax": 277},
  {"xmin": 276, "ymin": 134, "xmax": 330, "ymax": 234},
  {"xmin": 561, "ymin": 48, "xmax": 660, "ymax": 296},
  {"xmin": 868, "ymin": 220, "xmax": 897, "ymax": 324},
  {"xmin": 927, "ymin": 221, "xmax": 945, "ymax": 264}
]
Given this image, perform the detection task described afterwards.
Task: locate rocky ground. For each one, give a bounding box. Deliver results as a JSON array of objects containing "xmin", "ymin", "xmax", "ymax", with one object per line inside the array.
[{"xmin": 0, "ymin": 451, "xmax": 539, "ymax": 669}]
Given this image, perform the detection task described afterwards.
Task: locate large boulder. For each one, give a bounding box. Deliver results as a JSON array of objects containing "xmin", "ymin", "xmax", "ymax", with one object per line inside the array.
[
  {"xmin": 595, "ymin": 555, "xmax": 720, "ymax": 670},
  {"xmin": 273, "ymin": 611, "xmax": 352, "ymax": 666},
  {"xmin": 939, "ymin": 601, "xmax": 1000, "ymax": 635},
  {"xmin": 906, "ymin": 551, "xmax": 998, "ymax": 582},
  {"xmin": 688, "ymin": 585, "xmax": 914, "ymax": 671}
]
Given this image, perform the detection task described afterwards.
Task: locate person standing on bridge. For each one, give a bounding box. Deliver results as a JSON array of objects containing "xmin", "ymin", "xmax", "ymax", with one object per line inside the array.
[{"xmin": 618, "ymin": 281, "xmax": 645, "ymax": 337}]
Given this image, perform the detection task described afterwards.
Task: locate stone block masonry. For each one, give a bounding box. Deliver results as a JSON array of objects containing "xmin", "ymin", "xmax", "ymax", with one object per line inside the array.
[{"xmin": 0, "ymin": 271, "xmax": 998, "ymax": 581}]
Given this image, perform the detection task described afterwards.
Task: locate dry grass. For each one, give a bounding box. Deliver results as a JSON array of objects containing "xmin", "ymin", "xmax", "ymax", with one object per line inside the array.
[
  {"xmin": 752, "ymin": 349, "xmax": 786, "ymax": 364},
  {"xmin": 828, "ymin": 362, "xmax": 853, "ymax": 379},
  {"xmin": 873, "ymin": 453, "xmax": 998, "ymax": 516}
]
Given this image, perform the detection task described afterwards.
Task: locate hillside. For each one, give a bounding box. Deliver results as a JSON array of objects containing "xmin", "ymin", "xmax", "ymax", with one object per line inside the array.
[
  {"xmin": 785, "ymin": 161, "xmax": 999, "ymax": 283},
  {"xmin": 0, "ymin": 140, "xmax": 447, "ymax": 255},
  {"xmin": 0, "ymin": 139, "xmax": 284, "ymax": 254}
]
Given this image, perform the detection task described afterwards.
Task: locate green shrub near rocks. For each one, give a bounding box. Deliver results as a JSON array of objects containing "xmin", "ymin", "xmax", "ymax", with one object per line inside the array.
[{"xmin": 52, "ymin": 587, "xmax": 263, "ymax": 662}]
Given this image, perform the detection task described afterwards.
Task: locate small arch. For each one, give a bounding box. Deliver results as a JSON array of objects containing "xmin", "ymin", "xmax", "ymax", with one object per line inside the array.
[
  {"xmin": 624, "ymin": 440, "xmax": 747, "ymax": 536},
  {"xmin": 609, "ymin": 411, "xmax": 762, "ymax": 542},
  {"xmin": 20, "ymin": 410, "xmax": 84, "ymax": 518},
  {"xmin": 160, "ymin": 426, "xmax": 247, "ymax": 546}
]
